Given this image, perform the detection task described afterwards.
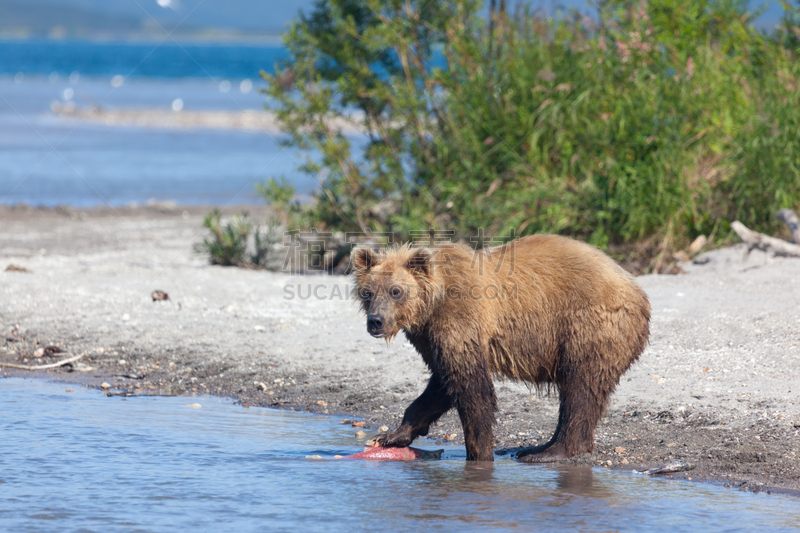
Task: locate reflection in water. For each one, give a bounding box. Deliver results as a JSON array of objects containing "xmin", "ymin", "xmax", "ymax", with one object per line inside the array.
[{"xmin": 2, "ymin": 378, "xmax": 800, "ymax": 532}]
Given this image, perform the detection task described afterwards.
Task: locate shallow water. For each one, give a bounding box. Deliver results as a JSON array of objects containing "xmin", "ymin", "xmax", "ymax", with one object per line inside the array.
[
  {"xmin": 0, "ymin": 75, "xmax": 320, "ymax": 208},
  {"xmin": 1, "ymin": 378, "xmax": 799, "ymax": 532}
]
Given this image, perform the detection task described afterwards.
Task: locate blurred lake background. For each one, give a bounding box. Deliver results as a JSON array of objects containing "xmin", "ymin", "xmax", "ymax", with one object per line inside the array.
[{"xmin": 0, "ymin": 0, "xmax": 789, "ymax": 208}]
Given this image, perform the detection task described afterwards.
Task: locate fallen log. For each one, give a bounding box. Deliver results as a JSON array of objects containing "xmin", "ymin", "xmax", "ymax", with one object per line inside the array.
[{"xmin": 731, "ymin": 221, "xmax": 800, "ymax": 258}]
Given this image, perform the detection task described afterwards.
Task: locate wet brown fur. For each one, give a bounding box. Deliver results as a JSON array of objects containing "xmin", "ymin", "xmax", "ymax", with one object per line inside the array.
[{"xmin": 352, "ymin": 235, "xmax": 650, "ymax": 462}]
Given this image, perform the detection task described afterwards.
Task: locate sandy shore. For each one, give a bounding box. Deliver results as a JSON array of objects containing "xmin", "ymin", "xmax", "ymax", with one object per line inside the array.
[{"xmin": 2, "ymin": 204, "xmax": 799, "ymax": 494}]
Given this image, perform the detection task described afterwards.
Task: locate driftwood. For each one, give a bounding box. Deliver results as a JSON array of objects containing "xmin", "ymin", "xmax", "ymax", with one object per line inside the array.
[
  {"xmin": 731, "ymin": 217, "xmax": 800, "ymax": 258},
  {"xmin": 0, "ymin": 353, "xmax": 84, "ymax": 370}
]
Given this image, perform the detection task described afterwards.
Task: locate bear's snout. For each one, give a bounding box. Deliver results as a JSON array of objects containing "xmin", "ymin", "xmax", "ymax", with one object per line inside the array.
[{"xmin": 367, "ymin": 314, "xmax": 386, "ymax": 337}]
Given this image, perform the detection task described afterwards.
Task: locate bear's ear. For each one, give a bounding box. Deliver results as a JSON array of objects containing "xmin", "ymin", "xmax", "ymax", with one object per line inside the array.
[
  {"xmin": 405, "ymin": 247, "xmax": 432, "ymax": 278},
  {"xmin": 351, "ymin": 247, "xmax": 378, "ymax": 273}
]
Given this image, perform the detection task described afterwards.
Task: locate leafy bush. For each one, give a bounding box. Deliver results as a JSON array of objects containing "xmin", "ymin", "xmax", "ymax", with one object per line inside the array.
[
  {"xmin": 195, "ymin": 210, "xmax": 282, "ymax": 269},
  {"xmin": 257, "ymin": 0, "xmax": 800, "ymax": 271}
]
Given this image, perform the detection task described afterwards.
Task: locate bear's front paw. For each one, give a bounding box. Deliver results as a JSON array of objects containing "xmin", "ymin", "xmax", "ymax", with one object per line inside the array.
[{"xmin": 373, "ymin": 425, "xmax": 415, "ymax": 447}]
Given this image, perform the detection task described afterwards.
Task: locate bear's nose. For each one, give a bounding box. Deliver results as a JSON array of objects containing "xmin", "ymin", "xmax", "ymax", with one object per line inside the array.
[{"xmin": 367, "ymin": 314, "xmax": 384, "ymax": 332}]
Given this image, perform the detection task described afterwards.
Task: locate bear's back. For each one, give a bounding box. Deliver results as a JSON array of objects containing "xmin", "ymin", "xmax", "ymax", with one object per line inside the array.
[{"xmin": 423, "ymin": 235, "xmax": 649, "ymax": 382}]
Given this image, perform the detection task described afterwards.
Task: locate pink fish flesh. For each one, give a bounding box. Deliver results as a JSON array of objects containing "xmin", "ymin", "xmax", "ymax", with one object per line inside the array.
[{"xmin": 344, "ymin": 446, "xmax": 443, "ymax": 460}]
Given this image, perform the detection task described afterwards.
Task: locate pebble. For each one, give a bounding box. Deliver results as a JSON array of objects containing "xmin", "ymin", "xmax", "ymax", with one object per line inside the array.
[
  {"xmin": 351, "ymin": 421, "xmax": 366, "ymax": 428},
  {"xmin": 355, "ymin": 430, "xmax": 367, "ymax": 438},
  {"xmin": 316, "ymin": 400, "xmax": 328, "ymax": 407},
  {"xmin": 121, "ymin": 314, "xmax": 130, "ymax": 322},
  {"xmin": 615, "ymin": 447, "xmax": 626, "ymax": 453},
  {"xmin": 100, "ymin": 382, "xmax": 111, "ymax": 390},
  {"xmin": 378, "ymin": 425, "xmax": 389, "ymax": 432},
  {"xmin": 254, "ymin": 325, "xmax": 266, "ymax": 332},
  {"xmin": 187, "ymin": 403, "xmax": 202, "ymax": 408},
  {"xmin": 33, "ymin": 348, "xmax": 44, "ymax": 358},
  {"xmin": 255, "ymin": 382, "xmax": 268, "ymax": 392}
]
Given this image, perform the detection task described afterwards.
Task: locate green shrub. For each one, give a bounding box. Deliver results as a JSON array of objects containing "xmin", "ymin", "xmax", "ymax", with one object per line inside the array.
[
  {"xmin": 257, "ymin": 0, "xmax": 800, "ymax": 271},
  {"xmin": 195, "ymin": 210, "xmax": 283, "ymax": 269}
]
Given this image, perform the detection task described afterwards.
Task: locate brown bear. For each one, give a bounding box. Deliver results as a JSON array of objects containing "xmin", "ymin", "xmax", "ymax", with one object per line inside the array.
[{"xmin": 351, "ymin": 235, "xmax": 650, "ymax": 462}]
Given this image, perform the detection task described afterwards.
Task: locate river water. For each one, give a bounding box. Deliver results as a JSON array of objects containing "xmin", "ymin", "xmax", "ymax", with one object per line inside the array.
[{"xmin": 1, "ymin": 378, "xmax": 799, "ymax": 532}]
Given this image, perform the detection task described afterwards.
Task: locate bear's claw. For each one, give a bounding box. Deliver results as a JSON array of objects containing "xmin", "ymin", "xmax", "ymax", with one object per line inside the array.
[{"xmin": 373, "ymin": 426, "xmax": 415, "ymax": 447}]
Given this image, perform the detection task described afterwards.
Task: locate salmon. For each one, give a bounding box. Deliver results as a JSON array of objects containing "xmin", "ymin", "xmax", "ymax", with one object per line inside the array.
[{"xmin": 343, "ymin": 445, "xmax": 443, "ymax": 460}]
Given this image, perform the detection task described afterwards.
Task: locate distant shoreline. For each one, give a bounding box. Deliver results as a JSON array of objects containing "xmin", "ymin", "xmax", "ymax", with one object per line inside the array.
[{"xmin": 50, "ymin": 101, "xmax": 365, "ymax": 135}]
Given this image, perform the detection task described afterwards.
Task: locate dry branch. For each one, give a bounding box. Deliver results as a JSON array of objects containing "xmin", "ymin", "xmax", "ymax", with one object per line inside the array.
[
  {"xmin": 731, "ymin": 221, "xmax": 800, "ymax": 258},
  {"xmin": 0, "ymin": 353, "xmax": 84, "ymax": 370}
]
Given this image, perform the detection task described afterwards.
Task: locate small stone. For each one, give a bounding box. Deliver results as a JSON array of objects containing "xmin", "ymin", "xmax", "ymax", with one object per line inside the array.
[
  {"xmin": 100, "ymin": 382, "xmax": 111, "ymax": 389},
  {"xmin": 118, "ymin": 359, "xmax": 126, "ymax": 365},
  {"xmin": 242, "ymin": 402, "xmax": 250, "ymax": 408},
  {"xmin": 621, "ymin": 458, "xmax": 629, "ymax": 465},
  {"xmin": 33, "ymin": 348, "xmax": 44, "ymax": 357},
  {"xmin": 340, "ymin": 419, "xmax": 352, "ymax": 424},
  {"xmin": 187, "ymin": 403, "xmax": 202, "ymax": 408},
  {"xmin": 378, "ymin": 425, "xmax": 389, "ymax": 432},
  {"xmin": 316, "ymin": 400, "xmax": 328, "ymax": 407},
  {"xmin": 255, "ymin": 382, "xmax": 268, "ymax": 392},
  {"xmin": 121, "ymin": 314, "xmax": 131, "ymax": 322},
  {"xmin": 151, "ymin": 290, "xmax": 169, "ymax": 301},
  {"xmin": 306, "ymin": 455, "xmax": 323, "ymax": 460},
  {"xmin": 254, "ymin": 325, "xmax": 266, "ymax": 332},
  {"xmin": 615, "ymin": 447, "xmax": 626, "ymax": 453},
  {"xmin": 658, "ymin": 379, "xmax": 666, "ymax": 384},
  {"xmin": 351, "ymin": 421, "xmax": 366, "ymax": 428},
  {"xmin": 355, "ymin": 430, "xmax": 367, "ymax": 438}
]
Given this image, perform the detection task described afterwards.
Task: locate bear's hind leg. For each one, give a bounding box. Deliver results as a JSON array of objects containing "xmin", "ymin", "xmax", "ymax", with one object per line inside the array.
[{"xmin": 519, "ymin": 366, "xmax": 607, "ymax": 463}]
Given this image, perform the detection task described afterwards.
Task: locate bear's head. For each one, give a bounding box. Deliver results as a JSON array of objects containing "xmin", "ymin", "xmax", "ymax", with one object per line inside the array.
[{"xmin": 351, "ymin": 245, "xmax": 438, "ymax": 340}]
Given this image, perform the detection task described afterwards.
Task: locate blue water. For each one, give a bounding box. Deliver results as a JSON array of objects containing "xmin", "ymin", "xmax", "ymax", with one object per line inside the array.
[
  {"xmin": 0, "ymin": 39, "xmax": 289, "ymax": 79},
  {"xmin": 1, "ymin": 378, "xmax": 800, "ymax": 532},
  {"xmin": 0, "ymin": 39, "xmax": 332, "ymax": 207}
]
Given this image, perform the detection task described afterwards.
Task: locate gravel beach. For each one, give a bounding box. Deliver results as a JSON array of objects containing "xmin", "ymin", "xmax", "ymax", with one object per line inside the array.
[{"xmin": 2, "ymin": 204, "xmax": 799, "ymax": 494}]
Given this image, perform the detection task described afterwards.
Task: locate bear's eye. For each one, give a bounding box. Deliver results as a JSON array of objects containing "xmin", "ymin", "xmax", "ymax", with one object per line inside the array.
[
  {"xmin": 390, "ymin": 286, "xmax": 403, "ymax": 299},
  {"xmin": 362, "ymin": 289, "xmax": 373, "ymax": 300}
]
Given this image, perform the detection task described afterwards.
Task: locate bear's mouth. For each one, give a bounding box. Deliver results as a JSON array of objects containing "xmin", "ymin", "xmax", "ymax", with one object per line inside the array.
[{"xmin": 368, "ymin": 326, "xmax": 399, "ymax": 340}]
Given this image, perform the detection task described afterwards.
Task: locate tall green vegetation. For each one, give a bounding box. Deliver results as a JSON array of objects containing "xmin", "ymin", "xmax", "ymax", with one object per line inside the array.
[{"xmin": 258, "ymin": 0, "xmax": 800, "ymax": 271}]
